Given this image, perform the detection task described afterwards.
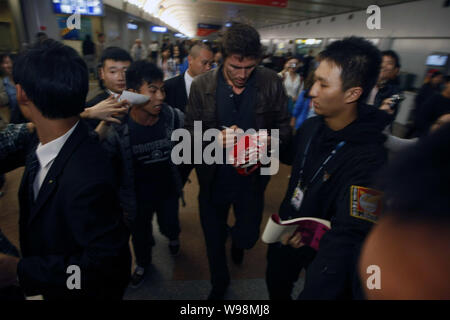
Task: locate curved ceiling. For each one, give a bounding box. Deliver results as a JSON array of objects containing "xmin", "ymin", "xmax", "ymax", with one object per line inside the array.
[{"xmin": 122, "ymin": 0, "xmax": 418, "ymax": 38}]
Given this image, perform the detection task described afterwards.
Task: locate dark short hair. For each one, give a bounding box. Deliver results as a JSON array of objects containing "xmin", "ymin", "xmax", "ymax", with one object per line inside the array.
[
  {"xmin": 100, "ymin": 46, "xmax": 132, "ymax": 68},
  {"xmin": 126, "ymin": 61, "xmax": 163, "ymax": 91},
  {"xmin": 0, "ymin": 52, "xmax": 10, "ymax": 63},
  {"xmin": 431, "ymin": 71, "xmax": 443, "ymax": 79},
  {"xmin": 381, "ymin": 50, "xmax": 401, "ymax": 68},
  {"xmin": 377, "ymin": 123, "xmax": 450, "ymax": 222},
  {"xmin": 319, "ymin": 37, "xmax": 382, "ymax": 102},
  {"xmin": 13, "ymin": 39, "xmax": 88, "ymax": 119},
  {"xmin": 220, "ymin": 22, "xmax": 262, "ymax": 60},
  {"xmin": 189, "ymin": 42, "xmax": 213, "ymax": 58},
  {"xmin": 36, "ymin": 32, "xmax": 47, "ymax": 39}
]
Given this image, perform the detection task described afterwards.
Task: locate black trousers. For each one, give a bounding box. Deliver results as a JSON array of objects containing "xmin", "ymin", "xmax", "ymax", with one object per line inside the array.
[
  {"xmin": 265, "ymin": 243, "xmax": 316, "ymax": 300},
  {"xmin": 298, "ymin": 242, "xmax": 366, "ymax": 300},
  {"xmin": 131, "ymin": 193, "xmax": 180, "ymax": 268},
  {"xmin": 198, "ymin": 179, "xmax": 268, "ymax": 289}
]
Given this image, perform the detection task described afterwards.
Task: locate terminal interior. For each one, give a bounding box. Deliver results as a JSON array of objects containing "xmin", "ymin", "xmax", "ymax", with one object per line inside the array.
[{"xmin": 0, "ymin": 0, "xmax": 449, "ymax": 300}]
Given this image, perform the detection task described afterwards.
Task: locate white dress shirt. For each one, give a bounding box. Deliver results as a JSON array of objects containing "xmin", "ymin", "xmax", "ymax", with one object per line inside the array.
[
  {"xmin": 32, "ymin": 121, "xmax": 79, "ymax": 200},
  {"xmin": 283, "ymin": 73, "xmax": 302, "ymax": 100},
  {"xmin": 184, "ymin": 70, "xmax": 194, "ymax": 98},
  {"xmin": 106, "ymin": 89, "xmax": 120, "ymax": 98},
  {"xmin": 366, "ymin": 86, "xmax": 379, "ymax": 106}
]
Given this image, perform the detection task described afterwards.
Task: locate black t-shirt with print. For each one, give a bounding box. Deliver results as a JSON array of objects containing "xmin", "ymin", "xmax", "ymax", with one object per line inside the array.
[{"xmin": 128, "ymin": 113, "xmax": 173, "ymax": 202}]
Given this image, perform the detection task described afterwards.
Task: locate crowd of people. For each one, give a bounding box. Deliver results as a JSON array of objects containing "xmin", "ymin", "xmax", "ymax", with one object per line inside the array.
[{"xmin": 0, "ymin": 22, "xmax": 449, "ymax": 300}]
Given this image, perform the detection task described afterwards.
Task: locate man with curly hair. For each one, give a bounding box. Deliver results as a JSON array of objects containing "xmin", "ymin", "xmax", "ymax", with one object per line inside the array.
[{"xmin": 185, "ymin": 22, "xmax": 291, "ymax": 300}]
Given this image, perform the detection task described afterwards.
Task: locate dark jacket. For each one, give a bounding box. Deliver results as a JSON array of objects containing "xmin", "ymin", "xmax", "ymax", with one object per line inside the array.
[
  {"xmin": 82, "ymin": 39, "xmax": 95, "ymax": 56},
  {"xmin": 84, "ymin": 90, "xmax": 110, "ymax": 130},
  {"xmin": 415, "ymin": 93, "xmax": 450, "ymax": 136},
  {"xmin": 0, "ymin": 121, "xmax": 131, "ymax": 300},
  {"xmin": 415, "ymin": 82, "xmax": 441, "ymax": 111},
  {"xmin": 185, "ymin": 66, "xmax": 291, "ymax": 197},
  {"xmin": 373, "ymin": 77, "xmax": 402, "ymax": 120},
  {"xmin": 86, "ymin": 90, "xmax": 109, "ymax": 108},
  {"xmin": 279, "ymin": 103, "xmax": 390, "ymax": 243},
  {"xmin": 164, "ymin": 72, "xmax": 188, "ymax": 113},
  {"xmin": 101, "ymin": 104, "xmax": 184, "ymax": 222},
  {"xmin": 280, "ymin": 104, "xmax": 390, "ymax": 299}
]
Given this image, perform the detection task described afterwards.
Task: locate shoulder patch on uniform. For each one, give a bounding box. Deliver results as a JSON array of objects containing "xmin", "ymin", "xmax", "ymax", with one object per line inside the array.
[{"xmin": 350, "ymin": 185, "xmax": 383, "ymax": 223}]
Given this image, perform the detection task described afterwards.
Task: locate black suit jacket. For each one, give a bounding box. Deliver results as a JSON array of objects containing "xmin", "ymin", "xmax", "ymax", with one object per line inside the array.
[
  {"xmin": 84, "ymin": 90, "xmax": 110, "ymax": 130},
  {"xmin": 164, "ymin": 73, "xmax": 188, "ymax": 113},
  {"xmin": 86, "ymin": 90, "xmax": 109, "ymax": 108},
  {"xmin": 164, "ymin": 73, "xmax": 194, "ymax": 185},
  {"xmin": 0, "ymin": 121, "xmax": 131, "ymax": 300}
]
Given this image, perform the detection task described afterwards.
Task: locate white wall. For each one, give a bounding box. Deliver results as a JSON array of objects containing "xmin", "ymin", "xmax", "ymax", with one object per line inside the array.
[
  {"xmin": 21, "ymin": 0, "xmax": 61, "ymax": 43},
  {"xmin": 103, "ymin": 5, "xmax": 172, "ymax": 51},
  {"xmin": 259, "ymin": 0, "xmax": 450, "ymax": 39},
  {"xmin": 103, "ymin": 6, "xmax": 123, "ymax": 48},
  {"xmin": 392, "ymin": 38, "xmax": 450, "ymax": 85},
  {"xmin": 258, "ymin": 0, "xmax": 450, "ymax": 88}
]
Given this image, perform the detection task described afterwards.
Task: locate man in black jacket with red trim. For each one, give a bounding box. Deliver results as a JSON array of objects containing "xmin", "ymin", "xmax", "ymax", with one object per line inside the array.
[{"xmin": 266, "ymin": 37, "xmax": 391, "ymax": 300}]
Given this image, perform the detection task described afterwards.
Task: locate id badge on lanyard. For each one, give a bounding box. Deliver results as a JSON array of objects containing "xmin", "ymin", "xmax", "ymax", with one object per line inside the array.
[
  {"xmin": 290, "ymin": 182, "xmax": 304, "ymax": 211},
  {"xmin": 290, "ymin": 139, "xmax": 345, "ymax": 211}
]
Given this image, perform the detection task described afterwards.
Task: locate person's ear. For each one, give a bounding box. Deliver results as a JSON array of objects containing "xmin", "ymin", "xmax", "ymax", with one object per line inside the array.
[
  {"xmin": 15, "ymin": 84, "xmax": 33, "ymax": 120},
  {"xmin": 99, "ymin": 67, "xmax": 105, "ymax": 80},
  {"xmin": 344, "ymin": 87, "xmax": 363, "ymax": 104},
  {"xmin": 15, "ymin": 84, "xmax": 30, "ymax": 105}
]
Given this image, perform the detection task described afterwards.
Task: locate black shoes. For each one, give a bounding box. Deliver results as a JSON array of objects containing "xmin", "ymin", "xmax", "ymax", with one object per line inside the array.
[
  {"xmin": 231, "ymin": 243, "xmax": 244, "ymax": 265},
  {"xmin": 130, "ymin": 268, "xmax": 146, "ymax": 288}
]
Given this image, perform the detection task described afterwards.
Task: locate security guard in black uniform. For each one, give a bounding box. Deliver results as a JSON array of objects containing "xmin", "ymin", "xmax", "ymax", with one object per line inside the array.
[{"xmin": 266, "ymin": 37, "xmax": 391, "ymax": 300}]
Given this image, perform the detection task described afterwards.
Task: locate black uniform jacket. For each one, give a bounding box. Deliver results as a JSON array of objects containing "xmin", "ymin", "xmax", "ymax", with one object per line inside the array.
[{"xmin": 279, "ymin": 104, "xmax": 390, "ymax": 251}]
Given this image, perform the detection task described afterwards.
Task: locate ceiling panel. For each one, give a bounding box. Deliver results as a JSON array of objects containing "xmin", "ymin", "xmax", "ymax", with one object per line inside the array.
[{"xmin": 125, "ymin": 0, "xmax": 419, "ymax": 37}]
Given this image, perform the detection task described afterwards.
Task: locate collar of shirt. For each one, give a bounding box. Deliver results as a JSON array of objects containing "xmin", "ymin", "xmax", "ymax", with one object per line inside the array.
[
  {"xmin": 106, "ymin": 89, "xmax": 121, "ymax": 98},
  {"xmin": 184, "ymin": 70, "xmax": 194, "ymax": 97},
  {"xmin": 35, "ymin": 121, "xmax": 79, "ymax": 169},
  {"xmin": 366, "ymin": 86, "xmax": 379, "ymax": 106}
]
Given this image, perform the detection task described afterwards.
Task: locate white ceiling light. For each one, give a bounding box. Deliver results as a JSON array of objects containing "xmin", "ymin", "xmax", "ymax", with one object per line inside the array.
[
  {"xmin": 124, "ymin": 0, "xmax": 194, "ymax": 37},
  {"xmin": 126, "ymin": 0, "xmax": 145, "ymax": 8}
]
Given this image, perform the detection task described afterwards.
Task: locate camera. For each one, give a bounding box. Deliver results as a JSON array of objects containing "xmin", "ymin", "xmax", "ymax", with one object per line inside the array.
[{"xmin": 389, "ymin": 94, "xmax": 405, "ymax": 110}]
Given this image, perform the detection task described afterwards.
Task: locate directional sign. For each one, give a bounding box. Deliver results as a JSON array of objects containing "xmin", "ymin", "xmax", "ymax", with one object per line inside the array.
[{"xmin": 197, "ymin": 23, "xmax": 222, "ymax": 37}]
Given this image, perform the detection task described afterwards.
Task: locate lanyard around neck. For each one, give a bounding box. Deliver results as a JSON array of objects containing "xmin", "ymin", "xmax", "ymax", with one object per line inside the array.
[{"xmin": 298, "ymin": 134, "xmax": 346, "ymax": 191}]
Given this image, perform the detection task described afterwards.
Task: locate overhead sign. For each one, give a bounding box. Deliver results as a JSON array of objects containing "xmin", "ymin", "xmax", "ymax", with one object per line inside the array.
[
  {"xmin": 151, "ymin": 26, "xmax": 167, "ymax": 33},
  {"xmin": 213, "ymin": 0, "xmax": 288, "ymax": 8},
  {"xmin": 52, "ymin": 0, "xmax": 104, "ymax": 16},
  {"xmin": 174, "ymin": 33, "xmax": 187, "ymax": 38},
  {"xmin": 57, "ymin": 16, "xmax": 92, "ymax": 40},
  {"xmin": 127, "ymin": 23, "xmax": 138, "ymax": 30},
  {"xmin": 197, "ymin": 23, "xmax": 222, "ymax": 37}
]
